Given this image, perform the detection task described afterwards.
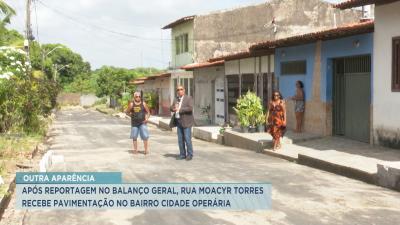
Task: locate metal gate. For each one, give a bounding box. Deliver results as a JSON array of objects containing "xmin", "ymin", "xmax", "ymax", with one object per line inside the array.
[{"xmin": 333, "ymin": 55, "xmax": 371, "ymax": 143}]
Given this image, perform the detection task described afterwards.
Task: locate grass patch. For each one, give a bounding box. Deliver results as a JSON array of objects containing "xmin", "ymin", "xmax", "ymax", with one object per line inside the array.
[
  {"xmin": 0, "ymin": 134, "xmax": 41, "ymax": 175},
  {"xmin": 0, "ymin": 116, "xmax": 52, "ymax": 198}
]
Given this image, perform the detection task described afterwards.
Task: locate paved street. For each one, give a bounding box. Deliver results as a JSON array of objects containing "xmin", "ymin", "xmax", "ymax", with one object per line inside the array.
[{"xmin": 2, "ymin": 108, "xmax": 400, "ymax": 225}]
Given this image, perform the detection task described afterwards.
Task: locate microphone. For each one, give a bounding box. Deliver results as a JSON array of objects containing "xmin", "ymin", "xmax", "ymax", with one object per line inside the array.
[{"xmin": 176, "ymin": 96, "xmax": 181, "ymax": 103}]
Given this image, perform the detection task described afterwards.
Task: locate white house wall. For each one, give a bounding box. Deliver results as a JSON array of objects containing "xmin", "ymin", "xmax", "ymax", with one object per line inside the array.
[
  {"xmin": 373, "ymin": 1, "xmax": 400, "ymax": 148},
  {"xmin": 225, "ymin": 60, "xmax": 239, "ymax": 75},
  {"xmin": 239, "ymin": 58, "xmax": 256, "ymax": 74},
  {"xmin": 193, "ymin": 66, "xmax": 225, "ymax": 125}
]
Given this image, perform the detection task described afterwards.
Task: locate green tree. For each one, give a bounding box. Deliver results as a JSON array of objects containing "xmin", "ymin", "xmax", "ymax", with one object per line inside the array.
[
  {"xmin": 94, "ymin": 66, "xmax": 132, "ymax": 99},
  {"xmin": 0, "ymin": 29, "xmax": 23, "ymax": 46},
  {"xmin": 63, "ymin": 72, "xmax": 97, "ymax": 94},
  {"xmin": 0, "ymin": 0, "xmax": 15, "ymax": 24},
  {"xmin": 32, "ymin": 44, "xmax": 91, "ymax": 85},
  {"xmin": 0, "ymin": 1, "xmax": 19, "ymax": 46}
]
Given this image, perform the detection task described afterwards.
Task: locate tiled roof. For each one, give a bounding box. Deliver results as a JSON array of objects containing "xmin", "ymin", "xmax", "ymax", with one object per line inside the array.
[
  {"xmin": 145, "ymin": 72, "xmax": 171, "ymax": 80},
  {"xmin": 162, "ymin": 15, "xmax": 196, "ymax": 29},
  {"xmin": 250, "ymin": 20, "xmax": 374, "ymax": 51},
  {"xmin": 208, "ymin": 51, "xmax": 252, "ymax": 62},
  {"xmin": 130, "ymin": 73, "xmax": 171, "ymax": 84},
  {"xmin": 334, "ymin": 0, "xmax": 400, "ymax": 9},
  {"xmin": 208, "ymin": 49, "xmax": 274, "ymax": 62},
  {"xmin": 180, "ymin": 60, "xmax": 224, "ymax": 70},
  {"xmin": 131, "ymin": 80, "xmax": 145, "ymax": 85}
]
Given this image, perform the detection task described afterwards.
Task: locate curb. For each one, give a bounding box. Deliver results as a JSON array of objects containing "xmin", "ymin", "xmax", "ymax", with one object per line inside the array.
[
  {"xmin": 262, "ymin": 150, "xmax": 298, "ymax": 162},
  {"xmin": 0, "ymin": 141, "xmax": 42, "ymax": 219},
  {"xmin": 147, "ymin": 119, "xmax": 159, "ymax": 127},
  {"xmin": 0, "ymin": 115, "xmax": 55, "ymax": 219},
  {"xmin": 223, "ymin": 131, "xmax": 270, "ymax": 152},
  {"xmin": 95, "ymin": 107, "xmax": 110, "ymax": 115},
  {"xmin": 193, "ymin": 127, "xmax": 213, "ymax": 142},
  {"xmin": 297, "ymin": 154, "xmax": 377, "ymax": 185}
]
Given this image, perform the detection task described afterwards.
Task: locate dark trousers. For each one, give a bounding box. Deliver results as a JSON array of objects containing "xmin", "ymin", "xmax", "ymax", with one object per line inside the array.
[{"xmin": 177, "ymin": 124, "xmax": 193, "ymax": 158}]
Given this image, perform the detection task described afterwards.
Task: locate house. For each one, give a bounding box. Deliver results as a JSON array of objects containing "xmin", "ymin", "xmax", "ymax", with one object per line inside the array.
[
  {"xmin": 251, "ymin": 21, "xmax": 374, "ymax": 142},
  {"xmin": 175, "ymin": 0, "xmax": 362, "ymax": 125},
  {"xmin": 206, "ymin": 50, "xmax": 276, "ymax": 125},
  {"xmin": 334, "ymin": 1, "xmax": 400, "ymax": 148},
  {"xmin": 130, "ymin": 73, "xmax": 171, "ymax": 116},
  {"xmin": 181, "ymin": 61, "xmax": 225, "ymax": 125},
  {"xmin": 189, "ymin": 20, "xmax": 374, "ymax": 143},
  {"xmin": 162, "ymin": 16, "xmax": 195, "ymax": 103}
]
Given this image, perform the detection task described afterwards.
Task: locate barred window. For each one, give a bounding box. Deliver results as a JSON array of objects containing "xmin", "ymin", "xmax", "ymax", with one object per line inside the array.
[
  {"xmin": 227, "ymin": 75, "xmax": 239, "ymax": 114},
  {"xmin": 241, "ymin": 74, "xmax": 255, "ymax": 94},
  {"xmin": 281, "ymin": 60, "xmax": 306, "ymax": 75}
]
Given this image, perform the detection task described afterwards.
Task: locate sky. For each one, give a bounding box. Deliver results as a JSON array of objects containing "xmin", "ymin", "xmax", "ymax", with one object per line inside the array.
[{"xmin": 5, "ymin": 0, "xmax": 339, "ymax": 70}]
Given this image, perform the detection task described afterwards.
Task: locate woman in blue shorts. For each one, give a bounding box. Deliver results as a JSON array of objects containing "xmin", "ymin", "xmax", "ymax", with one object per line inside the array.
[{"xmin": 125, "ymin": 92, "xmax": 150, "ymax": 155}]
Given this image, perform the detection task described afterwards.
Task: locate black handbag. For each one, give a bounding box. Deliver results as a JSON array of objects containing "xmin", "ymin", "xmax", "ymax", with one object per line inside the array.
[{"xmin": 169, "ymin": 113, "xmax": 177, "ymax": 128}]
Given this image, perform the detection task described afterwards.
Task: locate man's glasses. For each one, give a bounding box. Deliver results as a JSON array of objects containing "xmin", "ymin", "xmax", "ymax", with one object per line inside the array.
[{"xmin": 176, "ymin": 88, "xmax": 184, "ymax": 91}]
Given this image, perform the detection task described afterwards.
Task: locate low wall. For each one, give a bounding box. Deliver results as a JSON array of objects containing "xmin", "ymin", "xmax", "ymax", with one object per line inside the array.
[
  {"xmin": 80, "ymin": 94, "xmax": 101, "ymax": 107},
  {"xmin": 57, "ymin": 93, "xmax": 101, "ymax": 107},
  {"xmin": 374, "ymin": 127, "xmax": 400, "ymax": 149},
  {"xmin": 57, "ymin": 93, "xmax": 80, "ymax": 106}
]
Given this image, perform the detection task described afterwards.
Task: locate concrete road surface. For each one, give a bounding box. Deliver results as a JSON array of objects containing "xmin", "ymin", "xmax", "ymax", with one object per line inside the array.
[{"xmin": 2, "ymin": 108, "xmax": 400, "ymax": 225}]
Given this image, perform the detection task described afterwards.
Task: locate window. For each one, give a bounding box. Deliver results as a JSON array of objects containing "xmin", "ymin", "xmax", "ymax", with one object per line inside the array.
[
  {"xmin": 184, "ymin": 34, "xmax": 189, "ymax": 52},
  {"xmin": 175, "ymin": 33, "xmax": 189, "ymax": 55},
  {"xmin": 241, "ymin": 74, "xmax": 255, "ymax": 94},
  {"xmin": 281, "ymin": 60, "xmax": 307, "ymax": 75},
  {"xmin": 175, "ymin": 37, "xmax": 180, "ymax": 55},
  {"xmin": 393, "ymin": 37, "xmax": 400, "ymax": 91},
  {"xmin": 227, "ymin": 75, "xmax": 239, "ymax": 114}
]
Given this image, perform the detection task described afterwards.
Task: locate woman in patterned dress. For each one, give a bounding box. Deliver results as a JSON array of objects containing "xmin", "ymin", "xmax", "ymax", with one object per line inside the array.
[{"xmin": 267, "ymin": 91, "xmax": 287, "ymax": 151}]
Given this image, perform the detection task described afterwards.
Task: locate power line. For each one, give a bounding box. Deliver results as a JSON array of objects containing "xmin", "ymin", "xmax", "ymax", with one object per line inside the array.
[
  {"xmin": 38, "ymin": 0, "xmax": 158, "ymax": 30},
  {"xmin": 36, "ymin": 0, "xmax": 171, "ymax": 41},
  {"xmin": 35, "ymin": 0, "xmax": 166, "ymax": 51},
  {"xmin": 36, "ymin": 0, "xmax": 271, "ymax": 42}
]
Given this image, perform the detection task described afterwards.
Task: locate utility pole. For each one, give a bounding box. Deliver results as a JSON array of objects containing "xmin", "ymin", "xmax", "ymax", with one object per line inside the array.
[{"xmin": 25, "ymin": 0, "xmax": 32, "ymax": 59}]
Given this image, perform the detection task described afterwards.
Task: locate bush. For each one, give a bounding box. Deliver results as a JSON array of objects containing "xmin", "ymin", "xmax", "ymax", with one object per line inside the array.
[
  {"xmin": 234, "ymin": 91, "xmax": 265, "ymax": 128},
  {"xmin": 118, "ymin": 93, "xmax": 131, "ymax": 111},
  {"xmin": 0, "ymin": 46, "xmax": 58, "ymax": 134},
  {"xmin": 144, "ymin": 92, "xmax": 158, "ymax": 110}
]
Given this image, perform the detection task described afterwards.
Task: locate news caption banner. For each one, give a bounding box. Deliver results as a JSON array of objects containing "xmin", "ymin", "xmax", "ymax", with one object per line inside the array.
[{"xmin": 16, "ymin": 172, "xmax": 271, "ymax": 210}]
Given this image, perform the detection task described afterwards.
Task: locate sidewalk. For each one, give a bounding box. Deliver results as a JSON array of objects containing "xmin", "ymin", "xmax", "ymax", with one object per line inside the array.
[
  {"xmin": 263, "ymin": 137, "xmax": 400, "ymax": 190},
  {"xmin": 223, "ymin": 128, "xmax": 323, "ymax": 152}
]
